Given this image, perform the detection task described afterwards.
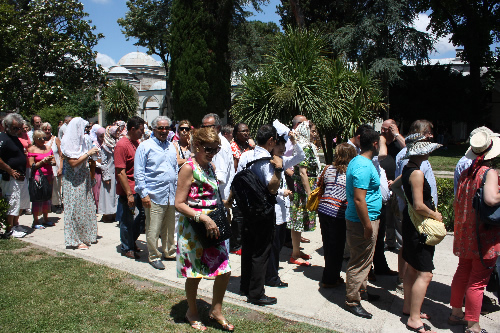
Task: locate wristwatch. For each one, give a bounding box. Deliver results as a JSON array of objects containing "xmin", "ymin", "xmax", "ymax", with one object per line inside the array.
[{"xmin": 275, "ymin": 167, "xmax": 284, "ymax": 173}]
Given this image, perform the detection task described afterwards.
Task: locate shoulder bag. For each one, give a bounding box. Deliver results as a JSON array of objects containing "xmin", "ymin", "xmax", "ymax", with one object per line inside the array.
[
  {"xmin": 403, "ymin": 193, "xmax": 446, "ymax": 246},
  {"xmin": 306, "ymin": 165, "xmax": 329, "ymax": 212},
  {"xmin": 28, "ymin": 167, "xmax": 52, "ymax": 202}
]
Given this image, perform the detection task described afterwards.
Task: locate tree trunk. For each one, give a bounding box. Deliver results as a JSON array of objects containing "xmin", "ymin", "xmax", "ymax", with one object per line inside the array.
[{"xmin": 289, "ymin": 0, "xmax": 305, "ymax": 28}]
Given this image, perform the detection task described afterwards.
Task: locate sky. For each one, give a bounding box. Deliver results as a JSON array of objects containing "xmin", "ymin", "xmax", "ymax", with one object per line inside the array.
[{"xmin": 82, "ymin": 0, "xmax": 468, "ymax": 69}]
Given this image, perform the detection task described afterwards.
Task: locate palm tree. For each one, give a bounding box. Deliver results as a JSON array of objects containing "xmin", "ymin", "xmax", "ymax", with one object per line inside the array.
[
  {"xmin": 101, "ymin": 80, "xmax": 138, "ymax": 124},
  {"xmin": 231, "ymin": 27, "xmax": 385, "ymax": 163}
]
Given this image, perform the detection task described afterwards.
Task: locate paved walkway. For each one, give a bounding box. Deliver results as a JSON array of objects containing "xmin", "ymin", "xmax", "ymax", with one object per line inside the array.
[{"xmin": 15, "ymin": 212, "xmax": 500, "ymax": 333}]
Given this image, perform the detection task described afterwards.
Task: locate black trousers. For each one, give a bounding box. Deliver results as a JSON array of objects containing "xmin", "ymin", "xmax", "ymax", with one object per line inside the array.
[
  {"xmin": 373, "ymin": 204, "xmax": 391, "ymax": 273},
  {"xmin": 318, "ymin": 212, "xmax": 346, "ymax": 284},
  {"xmin": 230, "ymin": 205, "xmax": 244, "ymax": 251},
  {"xmin": 240, "ymin": 213, "xmax": 275, "ymax": 300},
  {"xmin": 265, "ymin": 223, "xmax": 286, "ymax": 286}
]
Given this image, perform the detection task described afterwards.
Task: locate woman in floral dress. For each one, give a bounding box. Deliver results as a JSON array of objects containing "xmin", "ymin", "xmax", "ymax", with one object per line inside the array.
[
  {"xmin": 60, "ymin": 118, "xmax": 99, "ymax": 250},
  {"xmin": 288, "ymin": 121, "xmax": 321, "ymax": 266},
  {"xmin": 175, "ymin": 127, "xmax": 233, "ymax": 332}
]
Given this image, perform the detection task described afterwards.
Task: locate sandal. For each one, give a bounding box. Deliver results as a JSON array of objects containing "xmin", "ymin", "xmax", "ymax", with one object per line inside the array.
[
  {"xmin": 299, "ymin": 252, "xmax": 312, "ymax": 260},
  {"xmin": 300, "ymin": 236, "xmax": 310, "ymax": 243},
  {"xmin": 448, "ymin": 314, "xmax": 467, "ymax": 326},
  {"xmin": 77, "ymin": 244, "xmax": 89, "ymax": 250},
  {"xmin": 290, "ymin": 257, "xmax": 311, "ymax": 266},
  {"xmin": 403, "ymin": 311, "xmax": 431, "ymax": 320},
  {"xmin": 209, "ymin": 315, "xmax": 234, "ymax": 332},
  {"xmin": 465, "ymin": 329, "xmax": 487, "ymax": 333},
  {"xmin": 32, "ymin": 224, "xmax": 46, "ymax": 229},
  {"xmin": 185, "ymin": 316, "xmax": 207, "ymax": 331},
  {"xmin": 406, "ymin": 323, "xmax": 435, "ymax": 333}
]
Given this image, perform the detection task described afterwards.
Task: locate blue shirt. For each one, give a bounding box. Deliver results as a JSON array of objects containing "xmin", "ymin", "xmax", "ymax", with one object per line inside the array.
[
  {"xmin": 134, "ymin": 136, "xmax": 178, "ymax": 205},
  {"xmin": 345, "ymin": 155, "xmax": 382, "ymax": 222}
]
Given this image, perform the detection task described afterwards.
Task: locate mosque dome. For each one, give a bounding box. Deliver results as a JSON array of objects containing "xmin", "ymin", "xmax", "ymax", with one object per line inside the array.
[
  {"xmin": 117, "ymin": 52, "xmax": 160, "ymax": 67},
  {"xmin": 108, "ymin": 66, "xmax": 131, "ymax": 74},
  {"xmin": 149, "ymin": 81, "xmax": 166, "ymax": 90}
]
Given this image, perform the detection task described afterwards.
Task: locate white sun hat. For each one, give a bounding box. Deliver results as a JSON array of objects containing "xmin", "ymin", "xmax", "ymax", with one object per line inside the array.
[
  {"xmin": 402, "ymin": 135, "xmax": 442, "ymax": 159},
  {"xmin": 465, "ymin": 131, "xmax": 500, "ymax": 160}
]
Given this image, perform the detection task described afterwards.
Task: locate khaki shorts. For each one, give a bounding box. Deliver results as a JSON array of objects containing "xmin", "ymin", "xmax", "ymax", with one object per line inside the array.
[{"xmin": 1, "ymin": 178, "xmax": 27, "ymax": 216}]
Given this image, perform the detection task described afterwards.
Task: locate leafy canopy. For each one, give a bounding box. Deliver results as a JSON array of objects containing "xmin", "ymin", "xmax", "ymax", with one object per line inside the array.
[{"xmin": 101, "ymin": 80, "xmax": 139, "ymax": 125}]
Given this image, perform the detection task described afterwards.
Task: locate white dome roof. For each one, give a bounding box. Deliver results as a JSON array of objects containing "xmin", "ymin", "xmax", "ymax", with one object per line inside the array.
[
  {"xmin": 117, "ymin": 52, "xmax": 160, "ymax": 67},
  {"xmin": 149, "ymin": 81, "xmax": 166, "ymax": 90},
  {"xmin": 108, "ymin": 66, "xmax": 131, "ymax": 74}
]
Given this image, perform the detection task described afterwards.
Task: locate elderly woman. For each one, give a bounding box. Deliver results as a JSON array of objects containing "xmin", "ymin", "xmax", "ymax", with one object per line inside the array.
[
  {"xmin": 41, "ymin": 122, "xmax": 63, "ymax": 214},
  {"xmin": 98, "ymin": 126, "xmax": 120, "ymax": 222},
  {"xmin": 27, "ymin": 130, "xmax": 56, "ymax": 228},
  {"xmin": 395, "ymin": 134, "xmax": 443, "ymax": 333},
  {"xmin": 61, "ymin": 117, "xmax": 99, "ymax": 250},
  {"xmin": 175, "ymin": 127, "xmax": 233, "ymax": 332},
  {"xmin": 173, "ymin": 119, "xmax": 192, "ymax": 167},
  {"xmin": 449, "ymin": 130, "xmax": 500, "ymax": 333}
]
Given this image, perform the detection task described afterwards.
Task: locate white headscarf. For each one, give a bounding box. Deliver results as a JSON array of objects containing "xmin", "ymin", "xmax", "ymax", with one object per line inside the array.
[
  {"xmin": 61, "ymin": 117, "xmax": 91, "ymax": 159},
  {"xmin": 294, "ymin": 120, "xmax": 311, "ymax": 148},
  {"xmin": 89, "ymin": 124, "xmax": 102, "ymax": 142}
]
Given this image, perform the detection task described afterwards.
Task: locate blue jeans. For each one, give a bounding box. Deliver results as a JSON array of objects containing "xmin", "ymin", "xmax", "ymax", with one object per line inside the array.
[{"xmin": 119, "ymin": 194, "xmax": 145, "ymax": 252}]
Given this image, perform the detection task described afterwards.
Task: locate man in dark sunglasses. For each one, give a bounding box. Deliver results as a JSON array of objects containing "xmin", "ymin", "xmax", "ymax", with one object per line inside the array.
[{"xmin": 201, "ymin": 113, "xmax": 235, "ymax": 201}]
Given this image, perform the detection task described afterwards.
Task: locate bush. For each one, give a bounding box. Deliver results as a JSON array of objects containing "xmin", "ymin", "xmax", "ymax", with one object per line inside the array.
[
  {"xmin": 437, "ymin": 178, "xmax": 455, "ymax": 231},
  {"xmin": 0, "ymin": 196, "xmax": 9, "ymax": 231}
]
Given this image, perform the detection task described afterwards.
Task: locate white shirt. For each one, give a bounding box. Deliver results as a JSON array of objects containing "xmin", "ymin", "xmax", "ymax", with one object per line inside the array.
[
  {"xmin": 212, "ymin": 133, "xmax": 235, "ymax": 200},
  {"xmin": 237, "ymin": 146, "xmax": 274, "ymax": 186},
  {"xmin": 454, "ymin": 156, "xmax": 472, "ymax": 195}
]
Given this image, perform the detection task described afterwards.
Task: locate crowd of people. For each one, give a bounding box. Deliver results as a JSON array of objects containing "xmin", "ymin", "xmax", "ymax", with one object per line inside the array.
[{"xmin": 0, "ymin": 111, "xmax": 499, "ymax": 333}]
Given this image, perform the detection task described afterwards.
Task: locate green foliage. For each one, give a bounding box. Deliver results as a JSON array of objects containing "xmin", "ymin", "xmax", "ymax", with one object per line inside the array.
[
  {"xmin": 0, "ymin": 196, "xmax": 9, "ymax": 232},
  {"xmin": 436, "ymin": 178, "xmax": 455, "ymax": 231},
  {"xmin": 0, "ymin": 0, "xmax": 105, "ymax": 115},
  {"xmin": 101, "ymin": 80, "xmax": 138, "ymax": 125},
  {"xmin": 231, "ymin": 27, "xmax": 385, "ymax": 163}
]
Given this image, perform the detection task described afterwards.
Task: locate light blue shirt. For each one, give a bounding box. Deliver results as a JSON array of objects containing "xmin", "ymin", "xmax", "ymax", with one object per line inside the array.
[
  {"xmin": 134, "ymin": 136, "xmax": 178, "ymax": 205},
  {"xmin": 345, "ymin": 155, "xmax": 382, "ymax": 222},
  {"xmin": 454, "ymin": 155, "xmax": 472, "ymax": 195}
]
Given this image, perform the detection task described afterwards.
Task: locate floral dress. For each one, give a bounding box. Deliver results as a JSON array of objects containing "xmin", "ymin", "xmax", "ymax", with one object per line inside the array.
[
  {"xmin": 288, "ymin": 145, "xmax": 319, "ymax": 232},
  {"xmin": 177, "ymin": 158, "xmax": 231, "ymax": 278},
  {"xmin": 62, "ymin": 159, "xmax": 97, "ymax": 247}
]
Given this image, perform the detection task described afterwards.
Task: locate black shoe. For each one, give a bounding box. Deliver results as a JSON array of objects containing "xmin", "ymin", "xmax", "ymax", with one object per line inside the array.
[
  {"xmin": 265, "ymin": 281, "xmax": 288, "ymax": 288},
  {"xmin": 239, "ymin": 289, "xmax": 248, "ymax": 296},
  {"xmin": 149, "ymin": 260, "xmax": 165, "ymax": 270},
  {"xmin": 162, "ymin": 255, "xmax": 176, "ymax": 261},
  {"xmin": 247, "ymin": 295, "xmax": 277, "ymax": 306},
  {"xmin": 344, "ymin": 304, "xmax": 372, "ymax": 319},
  {"xmin": 361, "ymin": 292, "xmax": 380, "ymax": 302}
]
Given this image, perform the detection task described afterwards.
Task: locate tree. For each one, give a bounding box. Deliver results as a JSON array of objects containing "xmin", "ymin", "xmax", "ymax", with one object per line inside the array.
[
  {"xmin": 231, "ymin": 27, "xmax": 385, "ymax": 163},
  {"xmin": 419, "ymin": 1, "xmax": 500, "ymax": 110},
  {"xmin": 118, "ymin": 0, "xmax": 173, "ymax": 114},
  {"xmin": 0, "ymin": 0, "xmax": 105, "ymax": 115},
  {"xmin": 101, "ymin": 80, "xmax": 139, "ymax": 124}
]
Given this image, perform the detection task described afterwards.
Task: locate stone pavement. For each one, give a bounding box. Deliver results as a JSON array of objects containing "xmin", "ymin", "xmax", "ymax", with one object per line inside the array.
[{"xmin": 14, "ymin": 212, "xmax": 500, "ymax": 333}]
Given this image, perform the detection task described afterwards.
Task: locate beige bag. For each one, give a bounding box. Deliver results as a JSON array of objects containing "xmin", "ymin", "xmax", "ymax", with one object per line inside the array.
[{"xmin": 404, "ymin": 194, "xmax": 446, "ymax": 246}]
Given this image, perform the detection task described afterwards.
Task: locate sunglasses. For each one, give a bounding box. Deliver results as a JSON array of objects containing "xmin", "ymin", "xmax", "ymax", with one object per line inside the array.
[
  {"xmin": 201, "ymin": 124, "xmax": 216, "ymax": 128},
  {"xmin": 203, "ymin": 145, "xmax": 221, "ymax": 155},
  {"xmin": 156, "ymin": 126, "xmax": 169, "ymax": 131},
  {"xmin": 12, "ymin": 126, "xmax": 22, "ymax": 131},
  {"xmin": 179, "ymin": 127, "xmax": 190, "ymax": 132}
]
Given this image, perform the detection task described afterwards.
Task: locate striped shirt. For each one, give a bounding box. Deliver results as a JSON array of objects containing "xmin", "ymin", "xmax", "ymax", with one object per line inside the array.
[{"xmin": 318, "ymin": 166, "xmax": 348, "ymax": 218}]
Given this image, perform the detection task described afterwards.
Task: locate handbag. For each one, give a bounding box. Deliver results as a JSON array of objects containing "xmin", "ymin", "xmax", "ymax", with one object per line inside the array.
[
  {"xmin": 472, "ymin": 169, "xmax": 500, "ymax": 227},
  {"xmin": 28, "ymin": 167, "xmax": 52, "ymax": 202},
  {"xmin": 306, "ymin": 166, "xmax": 329, "ymax": 212},
  {"xmin": 189, "ymin": 166, "xmax": 232, "ymax": 248},
  {"xmin": 404, "ymin": 193, "xmax": 446, "ymax": 246}
]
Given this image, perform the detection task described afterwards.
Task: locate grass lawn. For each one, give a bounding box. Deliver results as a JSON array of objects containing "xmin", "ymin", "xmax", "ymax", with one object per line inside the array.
[
  {"xmin": 428, "ymin": 143, "xmax": 467, "ymax": 172},
  {"xmin": 0, "ymin": 239, "xmax": 334, "ymax": 333}
]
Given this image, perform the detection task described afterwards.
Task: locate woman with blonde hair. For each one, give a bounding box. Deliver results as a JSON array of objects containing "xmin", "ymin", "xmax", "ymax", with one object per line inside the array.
[
  {"xmin": 173, "ymin": 119, "xmax": 192, "ymax": 166},
  {"xmin": 175, "ymin": 127, "xmax": 233, "ymax": 331}
]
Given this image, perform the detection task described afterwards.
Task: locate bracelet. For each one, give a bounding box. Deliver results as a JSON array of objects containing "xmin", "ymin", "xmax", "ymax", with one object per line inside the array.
[
  {"xmin": 85, "ymin": 152, "xmax": 89, "ymax": 157},
  {"xmin": 194, "ymin": 212, "xmax": 201, "ymax": 222},
  {"xmin": 394, "ymin": 133, "xmax": 400, "ymax": 138},
  {"xmin": 275, "ymin": 167, "xmax": 284, "ymax": 173}
]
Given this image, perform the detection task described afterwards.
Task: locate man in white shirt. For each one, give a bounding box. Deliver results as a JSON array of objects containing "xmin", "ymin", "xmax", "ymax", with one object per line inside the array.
[
  {"xmin": 27, "ymin": 115, "xmax": 42, "ymax": 142},
  {"xmin": 201, "ymin": 114, "xmax": 234, "ymax": 200}
]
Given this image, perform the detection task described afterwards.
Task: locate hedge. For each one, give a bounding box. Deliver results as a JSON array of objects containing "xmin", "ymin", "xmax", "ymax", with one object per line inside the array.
[{"xmin": 436, "ymin": 178, "xmax": 455, "ymax": 231}]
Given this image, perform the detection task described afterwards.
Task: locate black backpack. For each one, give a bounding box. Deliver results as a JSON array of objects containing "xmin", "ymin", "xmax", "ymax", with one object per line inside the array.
[{"xmin": 231, "ymin": 157, "xmax": 277, "ymax": 218}]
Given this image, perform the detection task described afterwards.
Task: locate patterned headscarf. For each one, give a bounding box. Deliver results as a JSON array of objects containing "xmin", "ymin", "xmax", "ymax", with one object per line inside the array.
[
  {"xmin": 102, "ymin": 125, "xmax": 119, "ymax": 153},
  {"xmin": 116, "ymin": 121, "xmax": 127, "ymax": 138},
  {"xmin": 94, "ymin": 127, "xmax": 106, "ymax": 148},
  {"xmin": 294, "ymin": 120, "xmax": 311, "ymax": 148}
]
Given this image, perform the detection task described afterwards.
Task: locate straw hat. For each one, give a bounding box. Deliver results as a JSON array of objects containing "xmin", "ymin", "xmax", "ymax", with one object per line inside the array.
[
  {"xmin": 465, "ymin": 131, "xmax": 500, "ymax": 160},
  {"xmin": 402, "ymin": 135, "xmax": 442, "ymax": 159}
]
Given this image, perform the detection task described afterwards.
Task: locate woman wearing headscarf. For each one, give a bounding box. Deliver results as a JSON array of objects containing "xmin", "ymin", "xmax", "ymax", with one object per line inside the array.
[
  {"xmin": 91, "ymin": 127, "xmax": 105, "ymax": 211},
  {"xmin": 98, "ymin": 126, "xmax": 120, "ymax": 222},
  {"xmin": 449, "ymin": 130, "xmax": 500, "ymax": 333},
  {"xmin": 61, "ymin": 117, "xmax": 99, "ymax": 250},
  {"xmin": 287, "ymin": 120, "xmax": 321, "ymax": 266}
]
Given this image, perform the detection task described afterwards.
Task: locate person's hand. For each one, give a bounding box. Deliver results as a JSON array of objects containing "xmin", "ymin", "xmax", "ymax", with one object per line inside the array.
[
  {"xmin": 433, "ymin": 211, "xmax": 443, "ymax": 222},
  {"xmin": 87, "ymin": 147, "xmax": 99, "ymax": 156},
  {"xmin": 141, "ymin": 195, "xmax": 151, "ymax": 208},
  {"xmin": 283, "ymin": 189, "xmax": 292, "ymax": 197},
  {"xmin": 379, "ymin": 135, "xmax": 386, "ymax": 145},
  {"xmin": 103, "ymin": 179, "xmax": 111, "ymax": 185},
  {"xmin": 9, "ymin": 169, "xmax": 20, "ymax": 179},
  {"xmin": 57, "ymin": 168, "xmax": 62, "ymax": 177},
  {"xmin": 363, "ymin": 224, "xmax": 373, "ymax": 240},
  {"xmin": 270, "ymin": 155, "xmax": 283, "ymax": 170},
  {"xmin": 127, "ymin": 194, "xmax": 135, "ymax": 208},
  {"xmin": 222, "ymin": 199, "xmax": 232, "ymax": 210},
  {"xmin": 389, "ymin": 123, "xmax": 400, "ymax": 136},
  {"xmin": 201, "ymin": 214, "xmax": 220, "ymax": 239},
  {"xmin": 388, "ymin": 180, "xmax": 394, "ymax": 188},
  {"xmin": 289, "ymin": 131, "xmax": 296, "ymax": 145}
]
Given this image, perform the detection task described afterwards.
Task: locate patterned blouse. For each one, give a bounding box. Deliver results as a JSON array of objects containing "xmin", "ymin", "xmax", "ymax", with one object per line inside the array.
[
  {"xmin": 185, "ymin": 158, "xmax": 218, "ymax": 208},
  {"xmin": 454, "ymin": 166, "xmax": 500, "ymax": 260},
  {"xmin": 230, "ymin": 140, "xmax": 251, "ymax": 161},
  {"xmin": 318, "ymin": 165, "xmax": 347, "ymax": 219}
]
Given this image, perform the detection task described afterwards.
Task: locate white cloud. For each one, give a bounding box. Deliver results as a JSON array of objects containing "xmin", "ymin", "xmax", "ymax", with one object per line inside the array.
[
  {"xmin": 96, "ymin": 52, "xmax": 116, "ymax": 68},
  {"xmin": 413, "ymin": 13, "xmax": 458, "ymax": 58}
]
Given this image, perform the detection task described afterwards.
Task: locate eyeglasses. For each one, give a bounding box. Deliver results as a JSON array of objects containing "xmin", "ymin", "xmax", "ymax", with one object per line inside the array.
[
  {"xmin": 179, "ymin": 127, "xmax": 190, "ymax": 132},
  {"xmin": 203, "ymin": 145, "xmax": 221, "ymax": 155},
  {"xmin": 238, "ymin": 129, "xmax": 249, "ymax": 133},
  {"xmin": 201, "ymin": 124, "xmax": 216, "ymax": 128},
  {"xmin": 35, "ymin": 137, "xmax": 45, "ymax": 141},
  {"xmin": 156, "ymin": 126, "xmax": 169, "ymax": 131},
  {"xmin": 11, "ymin": 126, "xmax": 21, "ymax": 131}
]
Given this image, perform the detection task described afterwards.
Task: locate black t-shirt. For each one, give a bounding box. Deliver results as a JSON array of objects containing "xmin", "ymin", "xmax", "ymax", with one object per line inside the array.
[
  {"xmin": 379, "ymin": 140, "xmax": 402, "ymax": 181},
  {"xmin": 0, "ymin": 132, "xmax": 27, "ymax": 176}
]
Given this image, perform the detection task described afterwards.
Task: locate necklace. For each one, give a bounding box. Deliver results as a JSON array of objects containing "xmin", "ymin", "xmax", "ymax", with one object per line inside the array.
[{"xmin": 194, "ymin": 159, "xmax": 210, "ymax": 174}]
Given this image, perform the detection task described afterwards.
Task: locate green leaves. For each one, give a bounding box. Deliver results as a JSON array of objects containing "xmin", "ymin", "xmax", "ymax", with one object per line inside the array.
[{"xmin": 101, "ymin": 80, "xmax": 139, "ymax": 124}]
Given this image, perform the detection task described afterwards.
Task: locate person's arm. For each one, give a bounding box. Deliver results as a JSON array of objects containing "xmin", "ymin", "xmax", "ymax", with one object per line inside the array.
[
  {"xmin": 299, "ymin": 166, "xmax": 312, "ymax": 196},
  {"xmin": 268, "ymin": 155, "xmax": 283, "ymax": 195},
  {"xmin": 409, "ymin": 170, "xmax": 442, "ymax": 221},
  {"xmin": 175, "ymin": 163, "xmax": 220, "ymax": 239},
  {"xmin": 378, "ymin": 135, "xmax": 387, "ymax": 161},
  {"xmin": 65, "ymin": 147, "xmax": 99, "ymax": 168},
  {"xmin": 353, "ymin": 187, "xmax": 373, "ymax": 239},
  {"xmin": 116, "ymin": 167, "xmax": 134, "ymax": 207},
  {"xmin": 483, "ymin": 169, "xmax": 500, "ymax": 206},
  {"xmin": 134, "ymin": 145, "xmax": 151, "ymax": 208},
  {"xmin": 390, "ymin": 175, "xmax": 404, "ymax": 200},
  {"xmin": 389, "ymin": 124, "xmax": 406, "ymax": 148},
  {"xmin": 0, "ymin": 158, "xmax": 21, "ymax": 179},
  {"xmin": 56, "ymin": 137, "xmax": 62, "ymax": 159},
  {"xmin": 283, "ymin": 144, "xmax": 306, "ymax": 170}
]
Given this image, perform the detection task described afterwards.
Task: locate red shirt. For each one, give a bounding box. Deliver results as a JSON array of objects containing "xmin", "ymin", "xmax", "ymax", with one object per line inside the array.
[{"xmin": 114, "ymin": 136, "xmax": 139, "ymax": 196}]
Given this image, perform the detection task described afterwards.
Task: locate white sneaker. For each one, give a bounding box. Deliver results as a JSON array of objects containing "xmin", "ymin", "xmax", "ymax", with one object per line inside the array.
[{"xmin": 11, "ymin": 230, "xmax": 27, "ymax": 238}]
